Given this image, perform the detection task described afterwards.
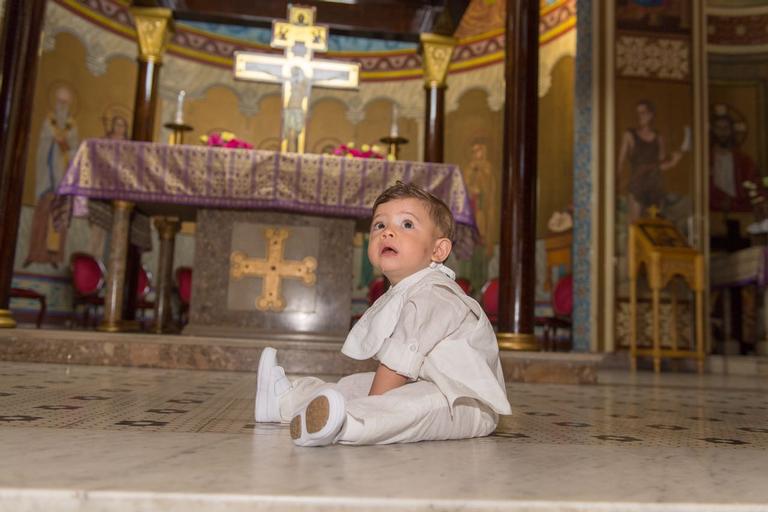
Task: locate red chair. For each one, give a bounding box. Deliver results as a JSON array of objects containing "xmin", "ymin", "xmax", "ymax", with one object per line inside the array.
[
  {"xmin": 351, "ymin": 276, "xmax": 389, "ymax": 327},
  {"xmin": 175, "ymin": 267, "xmax": 192, "ymax": 328},
  {"xmin": 480, "ymin": 278, "xmax": 499, "ymax": 325},
  {"xmin": 367, "ymin": 276, "xmax": 389, "ymax": 305},
  {"xmin": 70, "ymin": 252, "xmax": 105, "ymax": 328},
  {"xmin": 136, "ymin": 266, "xmax": 155, "ymax": 330},
  {"xmin": 10, "ymin": 287, "xmax": 47, "ymax": 328},
  {"xmin": 535, "ymin": 274, "xmax": 573, "ymax": 351},
  {"xmin": 455, "ymin": 277, "xmax": 472, "ymax": 295}
]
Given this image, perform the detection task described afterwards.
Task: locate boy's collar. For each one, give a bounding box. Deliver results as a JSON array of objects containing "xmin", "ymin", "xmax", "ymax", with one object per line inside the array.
[{"xmin": 388, "ymin": 262, "xmax": 455, "ymax": 292}]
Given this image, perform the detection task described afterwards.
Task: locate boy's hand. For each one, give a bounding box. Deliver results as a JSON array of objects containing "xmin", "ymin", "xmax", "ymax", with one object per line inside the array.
[{"xmin": 368, "ymin": 363, "xmax": 407, "ymax": 396}]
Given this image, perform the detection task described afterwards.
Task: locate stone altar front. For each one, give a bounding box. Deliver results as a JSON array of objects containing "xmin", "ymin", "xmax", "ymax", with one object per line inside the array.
[
  {"xmin": 187, "ymin": 210, "xmax": 354, "ymax": 338},
  {"xmin": 54, "ymin": 139, "xmax": 478, "ymax": 337}
]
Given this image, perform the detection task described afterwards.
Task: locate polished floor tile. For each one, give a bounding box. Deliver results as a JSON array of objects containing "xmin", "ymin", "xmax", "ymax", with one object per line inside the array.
[
  {"xmin": 0, "ymin": 361, "xmax": 767, "ymax": 512},
  {"xmin": 0, "ymin": 362, "xmax": 765, "ymax": 448}
]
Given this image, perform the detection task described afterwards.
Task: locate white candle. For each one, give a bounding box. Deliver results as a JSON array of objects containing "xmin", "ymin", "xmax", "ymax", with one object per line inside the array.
[
  {"xmin": 389, "ymin": 103, "xmax": 399, "ymax": 138},
  {"xmin": 174, "ymin": 90, "xmax": 186, "ymax": 124}
]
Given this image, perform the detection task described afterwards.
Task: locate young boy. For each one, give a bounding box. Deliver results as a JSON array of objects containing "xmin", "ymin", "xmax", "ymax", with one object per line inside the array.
[{"xmin": 255, "ymin": 182, "xmax": 511, "ymax": 446}]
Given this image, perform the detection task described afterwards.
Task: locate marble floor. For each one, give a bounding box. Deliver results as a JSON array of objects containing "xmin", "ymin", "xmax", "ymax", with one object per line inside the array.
[{"xmin": 0, "ymin": 361, "xmax": 767, "ymax": 511}]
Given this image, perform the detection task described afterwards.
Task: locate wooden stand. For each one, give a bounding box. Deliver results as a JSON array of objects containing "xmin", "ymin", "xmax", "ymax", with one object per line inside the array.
[{"xmin": 628, "ymin": 209, "xmax": 705, "ymax": 373}]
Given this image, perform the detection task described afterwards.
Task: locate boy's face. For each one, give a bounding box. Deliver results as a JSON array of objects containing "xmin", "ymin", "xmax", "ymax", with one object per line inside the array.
[{"xmin": 368, "ymin": 198, "xmax": 450, "ymax": 286}]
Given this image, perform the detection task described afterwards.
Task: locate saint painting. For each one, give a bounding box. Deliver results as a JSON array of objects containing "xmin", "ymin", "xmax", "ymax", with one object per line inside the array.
[{"xmin": 25, "ymin": 84, "xmax": 79, "ymax": 268}]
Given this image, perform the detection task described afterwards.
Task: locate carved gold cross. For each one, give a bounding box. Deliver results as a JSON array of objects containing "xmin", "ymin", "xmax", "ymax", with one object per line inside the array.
[
  {"xmin": 233, "ymin": 5, "xmax": 359, "ymax": 154},
  {"xmin": 230, "ymin": 228, "xmax": 317, "ymax": 312}
]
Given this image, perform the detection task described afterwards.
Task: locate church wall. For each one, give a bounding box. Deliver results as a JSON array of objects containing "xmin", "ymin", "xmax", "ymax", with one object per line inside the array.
[
  {"xmin": 9, "ymin": 29, "xmax": 195, "ymax": 326},
  {"xmin": 445, "ymin": 88, "xmax": 503, "ymax": 294},
  {"xmin": 607, "ymin": 0, "xmax": 706, "ymax": 352},
  {"xmin": 7, "ymin": 0, "xmax": 578, "ymax": 334},
  {"xmin": 22, "ymin": 32, "xmax": 137, "ymax": 207},
  {"xmin": 185, "ymin": 87, "xmax": 282, "ymax": 149},
  {"xmin": 538, "ymin": 55, "xmax": 575, "ymax": 235}
]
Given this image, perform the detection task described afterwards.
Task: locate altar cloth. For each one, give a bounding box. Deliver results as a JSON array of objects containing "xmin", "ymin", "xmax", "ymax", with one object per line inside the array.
[
  {"xmin": 710, "ymin": 246, "xmax": 768, "ymax": 288},
  {"xmin": 55, "ymin": 139, "xmax": 478, "ymax": 256}
]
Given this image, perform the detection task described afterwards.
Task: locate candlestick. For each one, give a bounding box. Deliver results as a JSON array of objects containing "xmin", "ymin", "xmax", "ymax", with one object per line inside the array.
[
  {"xmin": 389, "ymin": 103, "xmax": 399, "ymax": 138},
  {"xmin": 379, "ymin": 135, "xmax": 408, "ymax": 161},
  {"xmin": 174, "ymin": 90, "xmax": 186, "ymax": 125}
]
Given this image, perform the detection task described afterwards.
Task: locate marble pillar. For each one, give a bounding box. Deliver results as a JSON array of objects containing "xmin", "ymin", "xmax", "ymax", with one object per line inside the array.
[
  {"xmin": 99, "ymin": 201, "xmax": 134, "ymax": 333},
  {"xmin": 420, "ymin": 33, "xmax": 457, "ymax": 164},
  {"xmin": 0, "ymin": 0, "xmax": 47, "ymax": 328},
  {"xmin": 497, "ymin": 0, "xmax": 540, "ymax": 351},
  {"xmin": 151, "ymin": 217, "xmax": 180, "ymax": 334}
]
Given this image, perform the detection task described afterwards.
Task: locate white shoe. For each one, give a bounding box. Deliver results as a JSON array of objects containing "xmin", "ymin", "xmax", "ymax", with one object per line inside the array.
[
  {"xmin": 290, "ymin": 388, "xmax": 346, "ymax": 447},
  {"xmin": 254, "ymin": 347, "xmax": 291, "ymax": 423}
]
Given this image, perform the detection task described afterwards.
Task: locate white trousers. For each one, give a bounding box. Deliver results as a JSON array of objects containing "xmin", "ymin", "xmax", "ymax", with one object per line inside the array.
[{"xmin": 278, "ymin": 372, "xmax": 498, "ymax": 445}]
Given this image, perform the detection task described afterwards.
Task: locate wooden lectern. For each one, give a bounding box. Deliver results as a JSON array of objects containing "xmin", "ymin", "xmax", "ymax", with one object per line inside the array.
[{"xmin": 628, "ymin": 208, "xmax": 705, "ymax": 373}]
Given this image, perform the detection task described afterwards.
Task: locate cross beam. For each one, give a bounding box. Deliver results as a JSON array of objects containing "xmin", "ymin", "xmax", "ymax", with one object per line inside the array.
[
  {"xmin": 230, "ymin": 228, "xmax": 317, "ymax": 312},
  {"xmin": 234, "ymin": 5, "xmax": 359, "ymax": 154}
]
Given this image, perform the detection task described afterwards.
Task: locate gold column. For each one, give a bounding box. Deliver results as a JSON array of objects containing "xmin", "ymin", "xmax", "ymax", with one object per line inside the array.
[
  {"xmin": 420, "ymin": 33, "xmax": 457, "ymax": 89},
  {"xmin": 420, "ymin": 33, "xmax": 457, "ymax": 163},
  {"xmin": 99, "ymin": 201, "xmax": 134, "ymax": 332},
  {"xmin": 129, "ymin": 7, "xmax": 174, "ymax": 142},
  {"xmin": 131, "ymin": 7, "xmax": 173, "ymax": 64},
  {"xmin": 0, "ymin": 310, "xmax": 15, "ymax": 329},
  {"xmin": 497, "ymin": 332, "xmax": 539, "ymax": 351},
  {"xmin": 151, "ymin": 217, "xmax": 180, "ymax": 333},
  {"xmin": 100, "ymin": 8, "xmax": 172, "ymax": 330}
]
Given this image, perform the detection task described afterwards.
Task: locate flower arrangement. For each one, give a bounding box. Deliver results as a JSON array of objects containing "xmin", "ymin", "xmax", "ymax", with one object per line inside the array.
[
  {"xmin": 332, "ymin": 142, "xmax": 389, "ymax": 160},
  {"xmin": 200, "ymin": 131, "xmax": 253, "ymax": 149}
]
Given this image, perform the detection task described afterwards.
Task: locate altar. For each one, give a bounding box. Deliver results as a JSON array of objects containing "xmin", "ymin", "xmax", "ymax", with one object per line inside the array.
[
  {"xmin": 710, "ymin": 245, "xmax": 768, "ymax": 356},
  {"xmin": 56, "ymin": 139, "xmax": 477, "ymax": 338}
]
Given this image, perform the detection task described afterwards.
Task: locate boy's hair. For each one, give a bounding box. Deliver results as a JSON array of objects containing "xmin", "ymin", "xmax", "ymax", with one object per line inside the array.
[{"xmin": 372, "ymin": 181, "xmax": 455, "ymax": 240}]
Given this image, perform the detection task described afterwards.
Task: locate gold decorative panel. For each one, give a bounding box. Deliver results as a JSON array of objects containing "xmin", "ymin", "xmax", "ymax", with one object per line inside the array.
[{"xmin": 230, "ymin": 227, "xmax": 317, "ymax": 312}]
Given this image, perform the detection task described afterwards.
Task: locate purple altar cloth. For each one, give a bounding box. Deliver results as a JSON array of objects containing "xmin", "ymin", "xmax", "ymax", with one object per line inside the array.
[{"xmin": 56, "ymin": 139, "xmax": 478, "ymax": 256}]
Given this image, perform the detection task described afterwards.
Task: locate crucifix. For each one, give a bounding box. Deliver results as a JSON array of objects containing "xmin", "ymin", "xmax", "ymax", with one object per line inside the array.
[
  {"xmin": 234, "ymin": 5, "xmax": 360, "ymax": 154},
  {"xmin": 230, "ymin": 228, "xmax": 317, "ymax": 312}
]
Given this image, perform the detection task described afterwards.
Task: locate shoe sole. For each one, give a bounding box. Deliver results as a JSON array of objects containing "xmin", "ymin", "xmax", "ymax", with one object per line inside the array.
[
  {"xmin": 290, "ymin": 415, "xmax": 302, "ymax": 439},
  {"xmin": 290, "ymin": 395, "xmax": 330, "ymax": 439}
]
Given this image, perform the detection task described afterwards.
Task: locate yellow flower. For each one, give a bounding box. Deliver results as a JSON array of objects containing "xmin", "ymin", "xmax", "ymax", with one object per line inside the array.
[
  {"xmin": 200, "ymin": 135, "xmax": 209, "ymax": 144},
  {"xmin": 346, "ymin": 153, "xmax": 354, "ymax": 158},
  {"xmin": 361, "ymin": 144, "xmax": 370, "ymax": 151},
  {"xmin": 347, "ymin": 142, "xmax": 355, "ymax": 148},
  {"xmin": 386, "ymin": 154, "xmax": 396, "ymax": 162},
  {"xmin": 221, "ymin": 131, "xmax": 235, "ymax": 142}
]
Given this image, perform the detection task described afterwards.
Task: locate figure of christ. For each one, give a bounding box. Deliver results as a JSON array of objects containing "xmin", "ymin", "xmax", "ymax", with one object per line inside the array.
[
  {"xmin": 283, "ymin": 66, "xmax": 311, "ymax": 154},
  {"xmin": 617, "ymin": 100, "xmax": 682, "ymax": 221},
  {"xmin": 254, "ymin": 182, "xmax": 511, "ymax": 447},
  {"xmin": 25, "ymin": 85, "xmax": 79, "ymax": 268},
  {"xmin": 234, "ymin": 38, "xmax": 358, "ymax": 154},
  {"xmin": 709, "ymin": 113, "xmax": 759, "ymax": 213}
]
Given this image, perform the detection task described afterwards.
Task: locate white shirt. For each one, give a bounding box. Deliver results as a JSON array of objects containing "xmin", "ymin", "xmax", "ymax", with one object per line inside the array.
[{"xmin": 342, "ymin": 263, "xmax": 512, "ymax": 415}]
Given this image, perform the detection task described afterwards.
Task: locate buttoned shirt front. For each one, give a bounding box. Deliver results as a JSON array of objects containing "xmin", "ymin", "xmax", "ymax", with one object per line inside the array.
[{"xmin": 342, "ymin": 264, "xmax": 512, "ymax": 415}]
